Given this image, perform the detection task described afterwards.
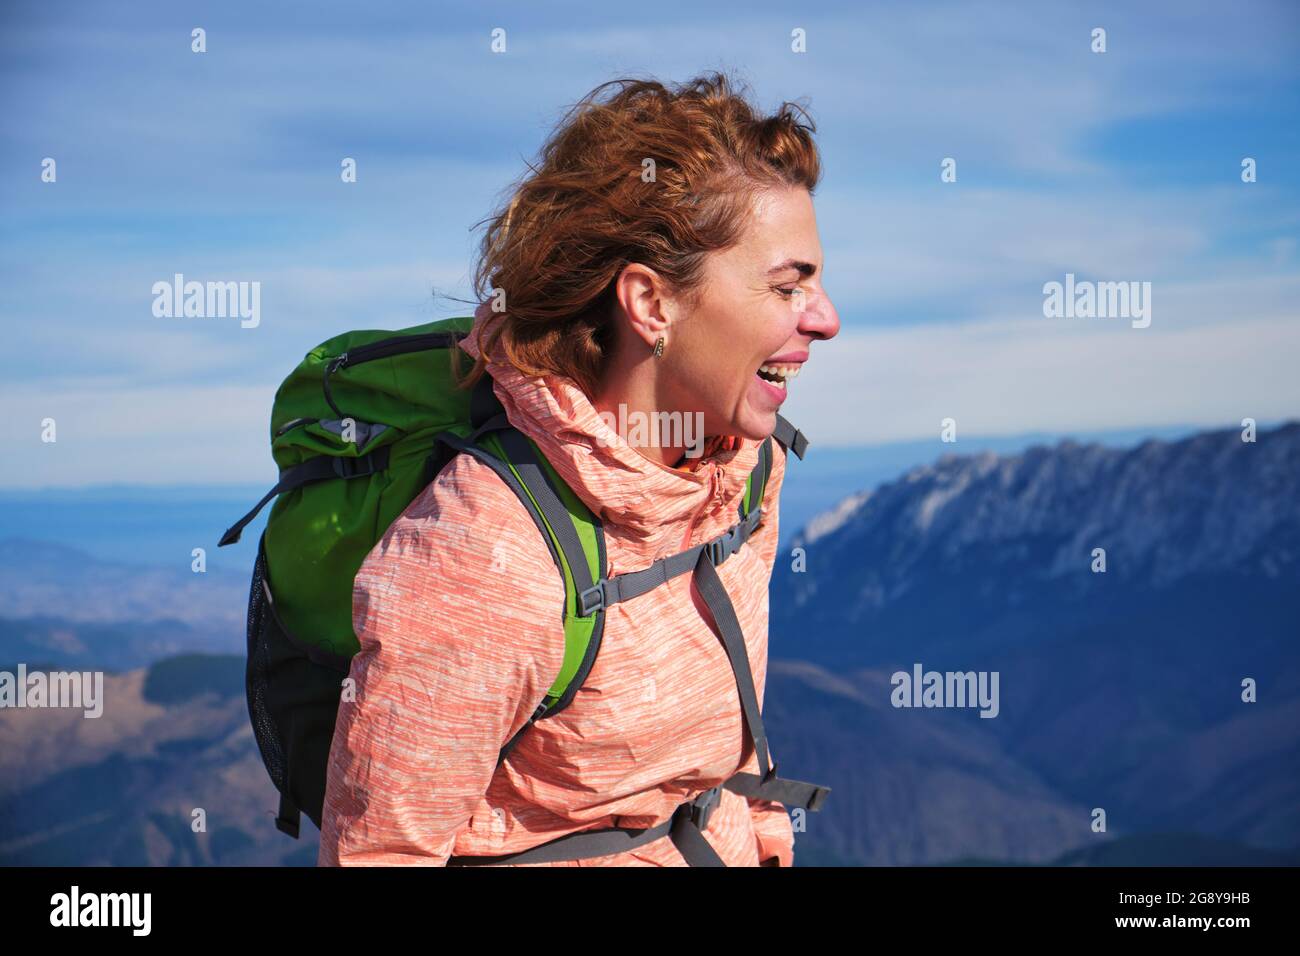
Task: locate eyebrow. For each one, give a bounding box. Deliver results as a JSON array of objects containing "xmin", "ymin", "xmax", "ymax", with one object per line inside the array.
[{"xmin": 765, "ymin": 258, "xmax": 818, "ymax": 278}]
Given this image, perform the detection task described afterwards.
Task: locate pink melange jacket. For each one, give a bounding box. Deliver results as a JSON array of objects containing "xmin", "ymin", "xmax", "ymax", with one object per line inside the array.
[{"xmin": 317, "ymin": 306, "xmax": 795, "ymax": 866}]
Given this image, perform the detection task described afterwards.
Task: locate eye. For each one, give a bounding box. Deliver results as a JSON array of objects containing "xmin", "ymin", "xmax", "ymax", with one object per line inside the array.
[{"xmin": 774, "ymin": 285, "xmax": 799, "ymax": 298}]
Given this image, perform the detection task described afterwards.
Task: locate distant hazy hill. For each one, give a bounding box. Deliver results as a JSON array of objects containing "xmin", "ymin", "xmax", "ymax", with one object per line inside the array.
[
  {"xmin": 2, "ymin": 651, "xmax": 1288, "ymax": 868},
  {"xmin": 0, "ymin": 654, "xmax": 317, "ymax": 866},
  {"xmin": 0, "ymin": 539, "xmax": 246, "ymax": 670},
  {"xmin": 762, "ymin": 660, "xmax": 1096, "ymax": 865},
  {"xmin": 768, "ymin": 422, "xmax": 1300, "ymax": 863}
]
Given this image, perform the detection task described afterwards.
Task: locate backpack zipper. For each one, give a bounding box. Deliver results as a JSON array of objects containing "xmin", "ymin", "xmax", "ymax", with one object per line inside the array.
[{"xmin": 320, "ymin": 331, "xmax": 469, "ymax": 419}]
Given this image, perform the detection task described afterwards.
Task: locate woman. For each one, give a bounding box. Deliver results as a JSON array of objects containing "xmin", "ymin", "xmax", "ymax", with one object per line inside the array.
[{"xmin": 317, "ymin": 71, "xmax": 839, "ymax": 866}]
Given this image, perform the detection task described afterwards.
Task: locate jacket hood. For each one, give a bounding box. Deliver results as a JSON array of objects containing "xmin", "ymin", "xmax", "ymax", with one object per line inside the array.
[{"xmin": 458, "ymin": 302, "xmax": 763, "ymax": 567}]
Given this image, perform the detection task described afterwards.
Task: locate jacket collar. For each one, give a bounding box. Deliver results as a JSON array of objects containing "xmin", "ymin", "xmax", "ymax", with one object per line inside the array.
[{"xmin": 458, "ymin": 303, "xmax": 761, "ymax": 564}]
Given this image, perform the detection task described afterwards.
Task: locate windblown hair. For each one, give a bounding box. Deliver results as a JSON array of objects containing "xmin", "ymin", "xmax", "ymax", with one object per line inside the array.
[{"xmin": 457, "ymin": 70, "xmax": 822, "ymax": 397}]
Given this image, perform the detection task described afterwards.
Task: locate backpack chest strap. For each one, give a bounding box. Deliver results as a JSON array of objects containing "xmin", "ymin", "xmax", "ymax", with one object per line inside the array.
[{"xmin": 575, "ymin": 504, "xmax": 763, "ymax": 616}]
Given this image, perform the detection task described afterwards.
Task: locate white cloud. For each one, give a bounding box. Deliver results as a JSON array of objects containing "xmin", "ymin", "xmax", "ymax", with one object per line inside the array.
[
  {"xmin": 816, "ymin": 185, "xmax": 1296, "ymax": 321},
  {"xmin": 0, "ymin": 382, "xmax": 276, "ymax": 487}
]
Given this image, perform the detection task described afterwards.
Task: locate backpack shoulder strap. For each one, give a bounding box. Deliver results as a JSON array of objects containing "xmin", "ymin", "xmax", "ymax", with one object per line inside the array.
[
  {"xmin": 739, "ymin": 437, "xmax": 773, "ymax": 522},
  {"xmin": 431, "ymin": 375, "xmax": 607, "ymax": 767},
  {"xmin": 738, "ymin": 413, "xmax": 807, "ymax": 522},
  {"xmin": 772, "ymin": 414, "xmax": 809, "ymax": 460}
]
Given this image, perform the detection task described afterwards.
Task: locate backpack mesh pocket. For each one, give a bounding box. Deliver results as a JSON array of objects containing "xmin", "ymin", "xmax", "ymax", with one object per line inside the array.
[
  {"xmin": 246, "ymin": 535, "xmax": 287, "ymax": 794},
  {"xmin": 245, "ymin": 532, "xmax": 354, "ymax": 831}
]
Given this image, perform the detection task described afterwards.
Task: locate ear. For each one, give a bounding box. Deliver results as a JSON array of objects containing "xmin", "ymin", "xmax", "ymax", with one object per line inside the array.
[{"xmin": 613, "ymin": 263, "xmax": 673, "ymax": 351}]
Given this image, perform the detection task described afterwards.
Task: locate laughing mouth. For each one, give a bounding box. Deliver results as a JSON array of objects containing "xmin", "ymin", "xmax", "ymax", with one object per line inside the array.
[{"xmin": 756, "ymin": 362, "xmax": 802, "ymax": 390}]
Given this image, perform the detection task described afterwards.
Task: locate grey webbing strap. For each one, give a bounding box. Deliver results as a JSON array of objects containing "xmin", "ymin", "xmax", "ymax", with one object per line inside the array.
[
  {"xmin": 667, "ymin": 803, "xmax": 727, "ymax": 866},
  {"xmin": 578, "ymin": 506, "xmax": 763, "ymax": 616},
  {"xmin": 696, "ymin": 554, "xmax": 826, "ymax": 816},
  {"xmin": 218, "ymin": 446, "xmax": 391, "ymax": 547},
  {"xmin": 694, "ymin": 547, "xmax": 832, "ymax": 813},
  {"xmin": 691, "ymin": 550, "xmax": 774, "ymax": 782},
  {"xmin": 492, "ymin": 428, "xmax": 597, "ymax": 596},
  {"xmin": 722, "ymin": 769, "xmax": 830, "ymax": 811},
  {"xmin": 691, "ymin": 548, "xmax": 832, "ymax": 811},
  {"xmin": 446, "ymin": 815, "xmax": 676, "ymax": 865},
  {"xmin": 593, "ymin": 547, "xmax": 698, "ymax": 607},
  {"xmin": 445, "ymin": 787, "xmax": 725, "ymax": 866},
  {"xmin": 772, "ymin": 414, "xmax": 809, "ymax": 460}
]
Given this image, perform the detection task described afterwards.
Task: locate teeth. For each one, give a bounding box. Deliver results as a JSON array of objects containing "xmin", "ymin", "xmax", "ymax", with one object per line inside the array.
[{"xmin": 758, "ymin": 363, "xmax": 801, "ymax": 380}]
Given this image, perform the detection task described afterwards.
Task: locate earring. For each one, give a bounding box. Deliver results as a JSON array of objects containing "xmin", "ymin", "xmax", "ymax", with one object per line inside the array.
[{"xmin": 653, "ymin": 336, "xmax": 665, "ymax": 358}]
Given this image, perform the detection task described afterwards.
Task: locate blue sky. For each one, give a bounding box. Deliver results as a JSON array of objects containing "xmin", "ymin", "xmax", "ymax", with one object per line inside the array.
[{"xmin": 1, "ymin": 0, "xmax": 1297, "ymax": 487}]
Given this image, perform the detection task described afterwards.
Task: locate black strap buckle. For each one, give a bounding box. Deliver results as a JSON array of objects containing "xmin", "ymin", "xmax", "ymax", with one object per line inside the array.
[
  {"xmin": 328, "ymin": 446, "xmax": 390, "ymax": 480},
  {"xmin": 577, "ymin": 581, "xmax": 605, "ymax": 617},
  {"xmin": 332, "ymin": 457, "xmax": 365, "ymax": 479},
  {"xmin": 688, "ymin": 785, "xmax": 723, "ymax": 831},
  {"xmin": 705, "ymin": 524, "xmax": 743, "ymax": 566}
]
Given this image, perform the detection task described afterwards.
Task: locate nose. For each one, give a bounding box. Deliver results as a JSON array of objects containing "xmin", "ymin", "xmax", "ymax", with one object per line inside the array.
[{"xmin": 796, "ymin": 286, "xmax": 840, "ymax": 342}]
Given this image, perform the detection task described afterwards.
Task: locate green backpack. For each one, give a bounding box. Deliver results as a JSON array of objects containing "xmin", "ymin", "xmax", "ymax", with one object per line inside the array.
[{"xmin": 220, "ymin": 314, "xmax": 830, "ymax": 866}]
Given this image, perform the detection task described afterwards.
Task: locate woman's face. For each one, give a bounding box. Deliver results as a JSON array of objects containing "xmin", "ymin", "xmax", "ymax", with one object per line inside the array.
[{"xmin": 665, "ymin": 185, "xmax": 839, "ymax": 441}]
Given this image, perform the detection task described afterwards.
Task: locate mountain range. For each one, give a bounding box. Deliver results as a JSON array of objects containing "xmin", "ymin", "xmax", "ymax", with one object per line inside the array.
[
  {"xmin": 768, "ymin": 421, "xmax": 1300, "ymax": 863},
  {"xmin": 2, "ymin": 422, "xmax": 1297, "ymax": 865}
]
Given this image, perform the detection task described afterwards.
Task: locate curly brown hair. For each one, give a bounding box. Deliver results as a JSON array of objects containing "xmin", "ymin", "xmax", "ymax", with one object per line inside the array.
[{"xmin": 457, "ymin": 69, "xmax": 822, "ymax": 397}]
